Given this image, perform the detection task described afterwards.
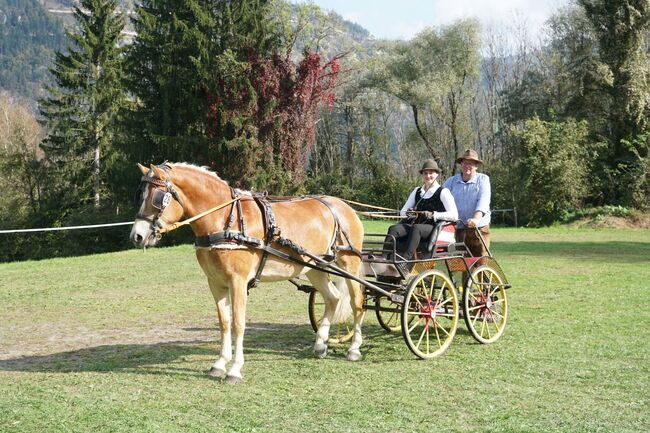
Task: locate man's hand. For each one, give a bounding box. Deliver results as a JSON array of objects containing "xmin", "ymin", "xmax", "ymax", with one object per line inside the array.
[
  {"xmin": 466, "ymin": 217, "xmax": 479, "ymax": 228},
  {"xmin": 406, "ymin": 208, "xmax": 417, "ymax": 218},
  {"xmin": 423, "ymin": 211, "xmax": 435, "ymax": 221}
]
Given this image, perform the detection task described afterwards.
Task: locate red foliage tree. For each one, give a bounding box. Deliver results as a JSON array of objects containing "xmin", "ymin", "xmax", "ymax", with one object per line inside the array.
[{"xmin": 206, "ymin": 50, "xmax": 339, "ymax": 193}]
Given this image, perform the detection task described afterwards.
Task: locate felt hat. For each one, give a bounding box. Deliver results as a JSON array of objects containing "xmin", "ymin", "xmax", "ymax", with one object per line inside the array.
[
  {"xmin": 418, "ymin": 159, "xmax": 441, "ymax": 174},
  {"xmin": 455, "ymin": 149, "xmax": 483, "ymax": 165}
]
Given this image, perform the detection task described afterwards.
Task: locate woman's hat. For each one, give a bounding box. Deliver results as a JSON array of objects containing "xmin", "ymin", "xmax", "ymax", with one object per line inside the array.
[
  {"xmin": 455, "ymin": 149, "xmax": 483, "ymax": 165},
  {"xmin": 419, "ymin": 159, "xmax": 441, "ymax": 174}
]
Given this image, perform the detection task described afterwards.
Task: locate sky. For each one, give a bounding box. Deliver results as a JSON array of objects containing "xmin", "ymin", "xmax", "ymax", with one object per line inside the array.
[{"xmin": 293, "ymin": 0, "xmax": 572, "ymax": 41}]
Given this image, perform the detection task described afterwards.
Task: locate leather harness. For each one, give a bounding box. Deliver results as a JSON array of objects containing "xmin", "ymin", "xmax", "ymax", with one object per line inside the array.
[{"xmin": 194, "ymin": 193, "xmax": 361, "ymax": 290}]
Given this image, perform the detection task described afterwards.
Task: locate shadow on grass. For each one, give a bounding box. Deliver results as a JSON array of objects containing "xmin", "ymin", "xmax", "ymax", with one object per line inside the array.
[
  {"xmin": 0, "ymin": 323, "xmax": 397, "ymax": 374},
  {"xmin": 493, "ymin": 241, "xmax": 650, "ymax": 262}
]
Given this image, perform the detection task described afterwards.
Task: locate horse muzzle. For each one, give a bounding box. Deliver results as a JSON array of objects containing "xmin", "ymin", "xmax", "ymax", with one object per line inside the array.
[{"xmin": 130, "ymin": 219, "xmax": 160, "ymax": 248}]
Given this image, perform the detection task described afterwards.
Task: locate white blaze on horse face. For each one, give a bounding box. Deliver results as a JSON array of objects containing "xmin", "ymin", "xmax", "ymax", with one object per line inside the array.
[{"xmin": 130, "ymin": 187, "xmax": 158, "ymax": 247}]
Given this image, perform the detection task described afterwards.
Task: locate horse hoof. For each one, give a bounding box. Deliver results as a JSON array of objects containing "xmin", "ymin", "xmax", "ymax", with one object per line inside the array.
[
  {"xmin": 225, "ymin": 375, "xmax": 243, "ymax": 385},
  {"xmin": 208, "ymin": 367, "xmax": 227, "ymax": 378},
  {"xmin": 314, "ymin": 343, "xmax": 328, "ymax": 359},
  {"xmin": 347, "ymin": 349, "xmax": 362, "ymax": 362}
]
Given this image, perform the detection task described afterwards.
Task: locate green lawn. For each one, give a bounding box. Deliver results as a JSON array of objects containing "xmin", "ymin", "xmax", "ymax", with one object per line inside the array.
[{"xmin": 1, "ymin": 224, "xmax": 649, "ymax": 432}]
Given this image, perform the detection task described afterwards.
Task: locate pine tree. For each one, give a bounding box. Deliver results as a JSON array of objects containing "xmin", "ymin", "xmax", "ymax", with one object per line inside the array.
[
  {"xmin": 40, "ymin": 0, "xmax": 126, "ymax": 209},
  {"xmin": 124, "ymin": 0, "xmax": 219, "ymax": 164}
]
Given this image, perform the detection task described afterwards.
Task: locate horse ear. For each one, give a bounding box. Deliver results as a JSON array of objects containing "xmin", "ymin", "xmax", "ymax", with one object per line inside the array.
[
  {"xmin": 137, "ymin": 163, "xmax": 148, "ymax": 176},
  {"xmin": 150, "ymin": 164, "xmax": 165, "ymax": 179}
]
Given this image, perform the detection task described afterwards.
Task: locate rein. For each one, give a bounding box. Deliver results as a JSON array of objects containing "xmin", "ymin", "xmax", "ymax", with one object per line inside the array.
[
  {"xmin": 158, "ymin": 197, "xmax": 240, "ymax": 235},
  {"xmin": 341, "ymin": 199, "xmax": 397, "ymax": 212}
]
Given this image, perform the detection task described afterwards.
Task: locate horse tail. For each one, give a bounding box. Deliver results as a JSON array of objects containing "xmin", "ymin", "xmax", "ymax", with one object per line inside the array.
[{"xmin": 331, "ymin": 276, "xmax": 352, "ymax": 324}]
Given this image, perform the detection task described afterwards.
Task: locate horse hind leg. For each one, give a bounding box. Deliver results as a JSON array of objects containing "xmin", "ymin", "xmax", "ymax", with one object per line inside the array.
[
  {"xmin": 306, "ymin": 270, "xmax": 340, "ymax": 359},
  {"xmin": 338, "ymin": 254, "xmax": 365, "ymax": 362}
]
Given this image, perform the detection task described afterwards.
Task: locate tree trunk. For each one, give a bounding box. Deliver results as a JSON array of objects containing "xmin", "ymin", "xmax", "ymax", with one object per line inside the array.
[
  {"xmin": 412, "ymin": 104, "xmax": 440, "ymax": 160},
  {"xmin": 94, "ymin": 145, "xmax": 100, "ymax": 208}
]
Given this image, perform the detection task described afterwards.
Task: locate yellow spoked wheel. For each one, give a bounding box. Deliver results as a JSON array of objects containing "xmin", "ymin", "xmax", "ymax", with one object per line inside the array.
[
  {"xmin": 401, "ymin": 269, "xmax": 459, "ymax": 359},
  {"xmin": 462, "ymin": 265, "xmax": 508, "ymax": 344},
  {"xmin": 375, "ymin": 294, "xmax": 402, "ymax": 332},
  {"xmin": 308, "ymin": 289, "xmax": 354, "ymax": 344}
]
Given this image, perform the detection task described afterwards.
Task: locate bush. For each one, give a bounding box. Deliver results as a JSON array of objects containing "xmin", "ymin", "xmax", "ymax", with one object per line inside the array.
[
  {"xmin": 515, "ymin": 116, "xmax": 590, "ymax": 226},
  {"xmin": 558, "ymin": 205, "xmax": 634, "ymax": 223}
]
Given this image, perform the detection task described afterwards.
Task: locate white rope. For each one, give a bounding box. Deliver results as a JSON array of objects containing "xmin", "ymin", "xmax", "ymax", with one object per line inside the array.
[
  {"xmin": 0, "ymin": 221, "xmax": 133, "ymax": 234},
  {"xmin": 341, "ymin": 198, "xmax": 398, "ymax": 212},
  {"xmin": 357, "ymin": 211, "xmax": 402, "ymax": 219}
]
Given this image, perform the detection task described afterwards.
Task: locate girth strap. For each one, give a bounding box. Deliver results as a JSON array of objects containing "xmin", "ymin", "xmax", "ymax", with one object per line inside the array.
[
  {"xmin": 195, "ymin": 231, "xmax": 262, "ymax": 248},
  {"xmin": 249, "ymin": 194, "xmax": 281, "ymax": 289}
]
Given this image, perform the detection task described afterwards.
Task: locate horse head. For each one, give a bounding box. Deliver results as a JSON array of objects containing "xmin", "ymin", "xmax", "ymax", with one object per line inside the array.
[{"xmin": 130, "ymin": 163, "xmax": 185, "ymax": 248}]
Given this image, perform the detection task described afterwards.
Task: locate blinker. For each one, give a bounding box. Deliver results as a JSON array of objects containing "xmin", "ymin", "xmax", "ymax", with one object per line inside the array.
[{"xmin": 152, "ymin": 189, "xmax": 172, "ymax": 210}]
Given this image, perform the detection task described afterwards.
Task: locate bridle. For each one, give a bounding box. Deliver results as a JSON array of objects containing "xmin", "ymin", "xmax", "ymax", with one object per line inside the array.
[{"xmin": 134, "ymin": 168, "xmax": 184, "ymax": 238}]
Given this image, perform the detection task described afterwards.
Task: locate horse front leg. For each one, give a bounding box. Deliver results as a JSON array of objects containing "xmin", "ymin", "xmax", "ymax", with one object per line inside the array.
[
  {"xmin": 224, "ymin": 278, "xmax": 248, "ymax": 384},
  {"xmin": 207, "ymin": 280, "xmax": 231, "ymax": 379},
  {"xmin": 307, "ymin": 270, "xmax": 340, "ymax": 359}
]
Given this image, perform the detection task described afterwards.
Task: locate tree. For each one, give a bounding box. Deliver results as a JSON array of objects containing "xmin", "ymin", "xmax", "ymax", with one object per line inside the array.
[
  {"xmin": 0, "ymin": 94, "xmax": 45, "ymax": 218},
  {"xmin": 514, "ymin": 116, "xmax": 589, "ymax": 225},
  {"xmin": 578, "ymin": 0, "xmax": 650, "ymax": 206},
  {"xmin": 365, "ymin": 20, "xmax": 481, "ymax": 172},
  {"xmin": 124, "ymin": 0, "xmax": 220, "ymax": 164},
  {"xmin": 125, "ymin": 0, "xmax": 341, "ymax": 193},
  {"xmin": 206, "ymin": 49, "xmax": 340, "ymax": 193},
  {"xmin": 40, "ymin": 0, "xmax": 127, "ymax": 209}
]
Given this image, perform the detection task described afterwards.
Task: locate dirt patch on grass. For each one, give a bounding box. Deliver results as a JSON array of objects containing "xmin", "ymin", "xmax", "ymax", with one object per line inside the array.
[
  {"xmin": 0, "ymin": 319, "xmax": 219, "ymax": 362},
  {"xmin": 0, "ymin": 319, "xmax": 304, "ymax": 370}
]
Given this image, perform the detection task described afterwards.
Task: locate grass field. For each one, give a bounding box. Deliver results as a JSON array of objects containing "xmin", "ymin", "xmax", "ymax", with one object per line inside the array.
[{"xmin": 1, "ymin": 223, "xmax": 649, "ymax": 432}]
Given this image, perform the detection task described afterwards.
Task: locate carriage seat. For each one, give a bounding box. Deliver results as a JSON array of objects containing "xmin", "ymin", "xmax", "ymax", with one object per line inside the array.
[{"xmin": 417, "ymin": 222, "xmax": 457, "ymax": 255}]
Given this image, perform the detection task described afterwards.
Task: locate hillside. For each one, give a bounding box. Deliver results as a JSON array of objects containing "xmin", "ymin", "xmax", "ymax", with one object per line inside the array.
[
  {"xmin": 0, "ymin": 0, "xmax": 67, "ymax": 105},
  {"xmin": 0, "ymin": 0, "xmax": 374, "ymax": 107}
]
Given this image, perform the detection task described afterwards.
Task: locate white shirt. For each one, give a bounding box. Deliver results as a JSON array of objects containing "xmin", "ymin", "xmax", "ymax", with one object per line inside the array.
[{"xmin": 399, "ymin": 183, "xmax": 458, "ymax": 221}]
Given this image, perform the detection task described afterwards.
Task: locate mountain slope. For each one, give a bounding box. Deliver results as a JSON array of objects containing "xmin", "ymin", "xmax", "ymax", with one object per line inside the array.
[{"xmin": 0, "ymin": 0, "xmax": 67, "ymax": 104}]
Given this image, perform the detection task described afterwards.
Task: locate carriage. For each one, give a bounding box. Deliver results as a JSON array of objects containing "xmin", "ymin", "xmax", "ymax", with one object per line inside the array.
[
  {"xmin": 131, "ymin": 162, "xmax": 511, "ymax": 382},
  {"xmin": 297, "ymin": 222, "xmax": 510, "ymax": 359}
]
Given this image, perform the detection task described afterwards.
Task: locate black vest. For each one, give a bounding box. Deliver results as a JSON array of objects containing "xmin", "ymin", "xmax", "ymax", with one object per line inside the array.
[{"xmin": 415, "ymin": 187, "xmax": 446, "ymax": 213}]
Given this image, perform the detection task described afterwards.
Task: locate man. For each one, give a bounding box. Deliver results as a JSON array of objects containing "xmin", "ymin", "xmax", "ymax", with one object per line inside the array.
[{"xmin": 443, "ymin": 149, "xmax": 491, "ymax": 257}]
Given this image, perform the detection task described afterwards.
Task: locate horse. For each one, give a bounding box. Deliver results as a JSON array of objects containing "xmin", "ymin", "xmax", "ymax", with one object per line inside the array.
[{"xmin": 130, "ymin": 163, "xmax": 365, "ymax": 383}]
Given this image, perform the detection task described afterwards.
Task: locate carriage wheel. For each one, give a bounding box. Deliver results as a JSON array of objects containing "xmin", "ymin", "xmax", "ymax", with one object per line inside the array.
[
  {"xmin": 375, "ymin": 294, "xmax": 402, "ymax": 332},
  {"xmin": 462, "ymin": 265, "xmax": 508, "ymax": 344},
  {"xmin": 308, "ymin": 289, "xmax": 354, "ymax": 344},
  {"xmin": 401, "ymin": 269, "xmax": 459, "ymax": 359}
]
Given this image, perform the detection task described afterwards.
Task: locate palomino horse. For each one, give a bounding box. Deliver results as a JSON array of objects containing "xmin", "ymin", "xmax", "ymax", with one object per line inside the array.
[{"xmin": 130, "ymin": 163, "xmax": 365, "ymax": 383}]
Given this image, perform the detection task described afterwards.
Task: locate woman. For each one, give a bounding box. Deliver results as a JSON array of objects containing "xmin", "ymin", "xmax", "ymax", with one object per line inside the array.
[{"xmin": 384, "ymin": 159, "xmax": 458, "ymax": 261}]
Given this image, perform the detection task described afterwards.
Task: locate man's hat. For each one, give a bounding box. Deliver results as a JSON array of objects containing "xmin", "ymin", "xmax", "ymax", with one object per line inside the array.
[
  {"xmin": 419, "ymin": 159, "xmax": 441, "ymax": 174},
  {"xmin": 456, "ymin": 149, "xmax": 483, "ymax": 165}
]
